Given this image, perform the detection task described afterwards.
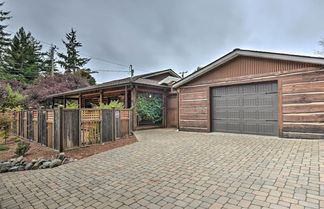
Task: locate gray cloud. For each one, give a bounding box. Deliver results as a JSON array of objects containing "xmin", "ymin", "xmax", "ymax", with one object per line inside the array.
[{"xmin": 5, "ymin": 0, "xmax": 324, "ymax": 83}]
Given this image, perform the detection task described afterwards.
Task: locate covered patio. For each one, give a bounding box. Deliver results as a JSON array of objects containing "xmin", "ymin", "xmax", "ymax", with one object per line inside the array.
[{"xmin": 46, "ymin": 69, "xmax": 180, "ymax": 130}]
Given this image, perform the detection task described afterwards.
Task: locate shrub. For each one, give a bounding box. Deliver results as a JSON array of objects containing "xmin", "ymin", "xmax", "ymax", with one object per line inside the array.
[
  {"xmin": 136, "ymin": 93, "xmax": 163, "ymax": 124},
  {"xmin": 0, "ymin": 146, "xmax": 10, "ymax": 151},
  {"xmin": 0, "ymin": 114, "xmax": 13, "ymax": 144},
  {"xmin": 15, "ymin": 141, "xmax": 30, "ymax": 156},
  {"xmin": 65, "ymin": 101, "xmax": 79, "ymax": 109},
  {"xmin": 14, "ymin": 138, "xmax": 21, "ymax": 143},
  {"xmin": 96, "ymin": 100, "xmax": 124, "ymax": 109}
]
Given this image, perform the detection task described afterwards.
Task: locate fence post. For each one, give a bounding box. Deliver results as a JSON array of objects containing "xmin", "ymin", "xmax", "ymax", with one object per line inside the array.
[
  {"xmin": 112, "ymin": 108, "xmax": 116, "ymax": 141},
  {"xmin": 100, "ymin": 109, "xmax": 103, "ymax": 143},
  {"xmin": 59, "ymin": 105, "xmax": 64, "ymax": 152}
]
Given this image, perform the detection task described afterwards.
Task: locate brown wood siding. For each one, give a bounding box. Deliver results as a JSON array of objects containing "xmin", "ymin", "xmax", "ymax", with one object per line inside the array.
[
  {"xmin": 187, "ymin": 56, "xmax": 321, "ymax": 86},
  {"xmin": 178, "ymin": 55, "xmax": 324, "ymax": 138},
  {"xmin": 281, "ymin": 69, "xmax": 324, "ymax": 139},
  {"xmin": 179, "ymin": 87, "xmax": 209, "ymax": 131}
]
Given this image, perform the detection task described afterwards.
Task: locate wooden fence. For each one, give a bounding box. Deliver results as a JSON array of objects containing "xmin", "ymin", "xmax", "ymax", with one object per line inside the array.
[{"xmin": 3, "ymin": 108, "xmax": 133, "ymax": 151}]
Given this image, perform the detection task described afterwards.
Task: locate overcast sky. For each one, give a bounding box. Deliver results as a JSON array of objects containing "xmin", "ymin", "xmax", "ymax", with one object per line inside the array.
[{"xmin": 5, "ymin": 0, "xmax": 324, "ymax": 83}]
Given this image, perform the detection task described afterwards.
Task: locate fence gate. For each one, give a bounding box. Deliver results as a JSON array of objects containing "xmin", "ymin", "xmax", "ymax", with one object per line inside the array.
[
  {"xmin": 63, "ymin": 109, "xmax": 80, "ymax": 149},
  {"xmin": 101, "ymin": 109, "xmax": 113, "ymax": 142},
  {"xmin": 80, "ymin": 109, "xmax": 101, "ymax": 146}
]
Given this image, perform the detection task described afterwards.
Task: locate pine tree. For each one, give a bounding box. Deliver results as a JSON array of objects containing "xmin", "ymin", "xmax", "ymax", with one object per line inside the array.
[
  {"xmin": 5, "ymin": 27, "xmax": 44, "ymax": 83},
  {"xmin": 0, "ymin": 2, "xmax": 11, "ymax": 60},
  {"xmin": 42, "ymin": 45, "xmax": 58, "ymax": 76},
  {"xmin": 0, "ymin": 2, "xmax": 12, "ymax": 79},
  {"xmin": 57, "ymin": 28, "xmax": 96, "ymax": 84}
]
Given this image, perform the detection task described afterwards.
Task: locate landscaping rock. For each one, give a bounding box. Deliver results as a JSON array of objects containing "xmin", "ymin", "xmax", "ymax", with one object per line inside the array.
[
  {"xmin": 16, "ymin": 156, "xmax": 24, "ymax": 163},
  {"xmin": 8, "ymin": 166, "xmax": 19, "ymax": 172},
  {"xmin": 33, "ymin": 158, "xmax": 46, "ymax": 169},
  {"xmin": 0, "ymin": 161, "xmax": 10, "ymax": 173},
  {"xmin": 49, "ymin": 159, "xmax": 62, "ymax": 168},
  {"xmin": 17, "ymin": 166, "xmax": 25, "ymax": 171},
  {"xmin": 0, "ymin": 154, "xmax": 74, "ymax": 173},
  {"xmin": 56, "ymin": 153, "xmax": 65, "ymax": 161},
  {"xmin": 25, "ymin": 163, "xmax": 33, "ymax": 170},
  {"xmin": 40, "ymin": 161, "xmax": 51, "ymax": 169}
]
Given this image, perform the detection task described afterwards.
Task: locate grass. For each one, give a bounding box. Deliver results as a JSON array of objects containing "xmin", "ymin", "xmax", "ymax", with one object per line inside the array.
[{"xmin": 0, "ymin": 146, "xmax": 10, "ymax": 151}]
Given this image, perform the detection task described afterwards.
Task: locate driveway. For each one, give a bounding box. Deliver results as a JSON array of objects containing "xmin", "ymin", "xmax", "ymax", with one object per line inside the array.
[{"xmin": 1, "ymin": 129, "xmax": 323, "ymax": 209}]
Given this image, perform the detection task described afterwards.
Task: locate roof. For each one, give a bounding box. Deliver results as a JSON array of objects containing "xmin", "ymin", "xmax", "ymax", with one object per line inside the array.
[
  {"xmin": 173, "ymin": 48, "xmax": 324, "ymax": 88},
  {"xmin": 158, "ymin": 76, "xmax": 181, "ymax": 85},
  {"xmin": 47, "ymin": 69, "xmax": 179, "ymax": 98}
]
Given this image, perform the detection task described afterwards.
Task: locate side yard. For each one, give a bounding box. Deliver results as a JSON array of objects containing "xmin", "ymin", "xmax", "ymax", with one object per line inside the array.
[{"xmin": 0, "ymin": 136, "xmax": 137, "ymax": 162}]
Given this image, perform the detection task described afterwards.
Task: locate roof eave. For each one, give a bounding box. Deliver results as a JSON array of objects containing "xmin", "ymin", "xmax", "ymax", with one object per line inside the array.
[
  {"xmin": 46, "ymin": 81, "xmax": 169, "ymax": 98},
  {"xmin": 173, "ymin": 49, "xmax": 324, "ymax": 88}
]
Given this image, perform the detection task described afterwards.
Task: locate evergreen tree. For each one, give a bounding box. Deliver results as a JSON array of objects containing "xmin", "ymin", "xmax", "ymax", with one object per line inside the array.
[
  {"xmin": 57, "ymin": 28, "xmax": 96, "ymax": 84},
  {"xmin": 5, "ymin": 27, "xmax": 44, "ymax": 83},
  {"xmin": 0, "ymin": 2, "xmax": 11, "ymax": 60},
  {"xmin": 42, "ymin": 45, "xmax": 58, "ymax": 76},
  {"xmin": 0, "ymin": 2, "xmax": 11, "ymax": 79}
]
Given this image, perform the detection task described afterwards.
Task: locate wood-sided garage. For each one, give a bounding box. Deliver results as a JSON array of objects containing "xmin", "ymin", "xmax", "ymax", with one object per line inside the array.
[{"xmin": 173, "ymin": 49, "xmax": 324, "ymax": 139}]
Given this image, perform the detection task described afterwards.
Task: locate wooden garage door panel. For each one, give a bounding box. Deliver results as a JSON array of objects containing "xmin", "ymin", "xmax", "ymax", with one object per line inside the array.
[{"xmin": 211, "ymin": 82, "xmax": 278, "ymax": 136}]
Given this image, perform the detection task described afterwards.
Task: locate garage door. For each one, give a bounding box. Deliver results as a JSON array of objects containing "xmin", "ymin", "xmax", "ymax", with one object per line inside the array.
[{"xmin": 211, "ymin": 82, "xmax": 278, "ymax": 136}]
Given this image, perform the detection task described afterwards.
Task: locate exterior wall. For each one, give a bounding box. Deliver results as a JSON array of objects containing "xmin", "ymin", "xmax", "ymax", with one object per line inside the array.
[
  {"xmin": 281, "ymin": 70, "xmax": 324, "ymax": 139},
  {"xmin": 178, "ymin": 55, "xmax": 324, "ymax": 138}
]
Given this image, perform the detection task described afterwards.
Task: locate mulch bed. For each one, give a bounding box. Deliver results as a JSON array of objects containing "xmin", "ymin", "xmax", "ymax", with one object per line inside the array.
[{"xmin": 0, "ymin": 136, "xmax": 137, "ymax": 162}]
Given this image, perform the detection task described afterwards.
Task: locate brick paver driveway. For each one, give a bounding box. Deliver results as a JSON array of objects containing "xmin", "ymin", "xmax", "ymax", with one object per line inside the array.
[{"xmin": 1, "ymin": 129, "xmax": 323, "ymax": 209}]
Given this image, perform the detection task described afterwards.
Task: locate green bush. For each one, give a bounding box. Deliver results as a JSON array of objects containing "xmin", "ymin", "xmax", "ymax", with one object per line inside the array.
[
  {"xmin": 65, "ymin": 101, "xmax": 79, "ymax": 109},
  {"xmin": 15, "ymin": 141, "xmax": 30, "ymax": 156},
  {"xmin": 0, "ymin": 114, "xmax": 13, "ymax": 144},
  {"xmin": 14, "ymin": 138, "xmax": 21, "ymax": 143},
  {"xmin": 96, "ymin": 100, "xmax": 124, "ymax": 109},
  {"xmin": 0, "ymin": 146, "xmax": 10, "ymax": 151},
  {"xmin": 136, "ymin": 93, "xmax": 163, "ymax": 124}
]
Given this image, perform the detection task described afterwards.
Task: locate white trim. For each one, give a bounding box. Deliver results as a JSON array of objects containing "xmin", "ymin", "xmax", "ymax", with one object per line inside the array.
[
  {"xmin": 283, "ymin": 92, "xmax": 324, "ymax": 96},
  {"xmin": 181, "ymin": 99, "xmax": 207, "ymax": 102},
  {"xmin": 283, "ymin": 122, "xmax": 324, "ymax": 125},
  {"xmin": 283, "ymin": 112, "xmax": 324, "ymax": 115},
  {"xmin": 180, "ymin": 120, "xmax": 207, "ymax": 122},
  {"xmin": 180, "ymin": 127, "xmax": 208, "ymax": 130},
  {"xmin": 283, "ymin": 102, "xmax": 324, "ymax": 106},
  {"xmin": 173, "ymin": 49, "xmax": 324, "ymax": 88}
]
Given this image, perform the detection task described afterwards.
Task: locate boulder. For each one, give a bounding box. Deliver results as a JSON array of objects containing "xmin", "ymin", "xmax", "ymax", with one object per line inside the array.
[
  {"xmin": 32, "ymin": 159, "xmax": 45, "ymax": 169},
  {"xmin": 8, "ymin": 166, "xmax": 19, "ymax": 172},
  {"xmin": 16, "ymin": 156, "xmax": 24, "ymax": 163},
  {"xmin": 49, "ymin": 159, "xmax": 62, "ymax": 168},
  {"xmin": 25, "ymin": 163, "xmax": 33, "ymax": 170},
  {"xmin": 0, "ymin": 162, "xmax": 10, "ymax": 173},
  {"xmin": 56, "ymin": 153, "xmax": 65, "ymax": 161},
  {"xmin": 17, "ymin": 166, "xmax": 25, "ymax": 171},
  {"xmin": 40, "ymin": 161, "xmax": 51, "ymax": 169}
]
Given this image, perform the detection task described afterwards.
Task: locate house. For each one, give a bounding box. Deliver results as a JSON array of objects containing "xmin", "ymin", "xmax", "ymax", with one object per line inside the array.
[
  {"xmin": 173, "ymin": 49, "xmax": 324, "ymax": 139},
  {"xmin": 46, "ymin": 69, "xmax": 180, "ymax": 130}
]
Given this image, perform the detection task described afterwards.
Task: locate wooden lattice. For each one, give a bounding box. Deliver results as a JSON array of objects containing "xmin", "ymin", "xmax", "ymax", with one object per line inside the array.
[
  {"xmin": 32, "ymin": 111, "xmax": 38, "ymax": 121},
  {"xmin": 120, "ymin": 110, "xmax": 129, "ymax": 120},
  {"xmin": 81, "ymin": 109, "xmax": 101, "ymax": 121},
  {"xmin": 46, "ymin": 111, "xmax": 54, "ymax": 123}
]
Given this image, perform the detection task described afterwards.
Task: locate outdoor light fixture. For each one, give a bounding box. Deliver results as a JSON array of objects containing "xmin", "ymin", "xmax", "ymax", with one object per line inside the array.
[{"xmin": 148, "ymin": 94, "xmax": 152, "ymax": 98}]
